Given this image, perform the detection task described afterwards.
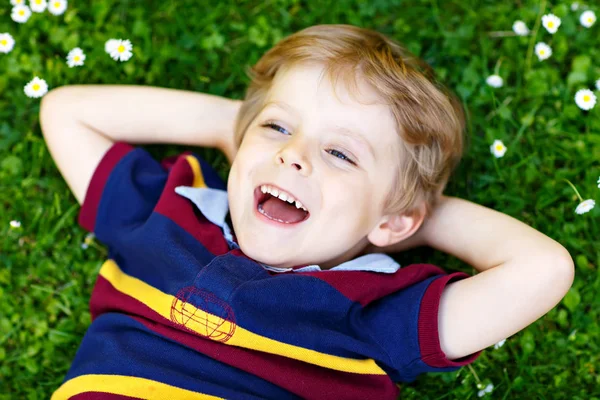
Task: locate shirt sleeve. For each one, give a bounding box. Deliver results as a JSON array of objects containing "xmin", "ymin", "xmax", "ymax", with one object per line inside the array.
[
  {"xmin": 362, "ymin": 270, "xmax": 483, "ymax": 383},
  {"xmin": 77, "ymin": 142, "xmax": 170, "ymax": 249}
]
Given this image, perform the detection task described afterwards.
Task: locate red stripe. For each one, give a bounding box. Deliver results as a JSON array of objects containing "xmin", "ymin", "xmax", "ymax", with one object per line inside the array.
[
  {"xmin": 78, "ymin": 142, "xmax": 134, "ymax": 232},
  {"xmin": 153, "ymin": 154, "xmax": 230, "ymax": 256},
  {"xmin": 70, "ymin": 392, "xmax": 139, "ymax": 400},
  {"xmin": 418, "ymin": 272, "xmax": 482, "ymax": 368},
  {"xmin": 90, "ymin": 276, "xmax": 400, "ymax": 399},
  {"xmin": 287, "ymin": 263, "xmax": 446, "ymax": 306}
]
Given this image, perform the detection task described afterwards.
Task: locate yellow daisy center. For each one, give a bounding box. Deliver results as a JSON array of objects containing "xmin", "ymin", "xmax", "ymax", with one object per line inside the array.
[
  {"xmin": 19, "ymin": 10, "xmax": 25, "ymax": 15},
  {"xmin": 36, "ymin": 0, "xmax": 41, "ymax": 4},
  {"xmin": 54, "ymin": 1, "xmax": 60, "ymax": 7},
  {"xmin": 548, "ymin": 21, "xmax": 554, "ymax": 28},
  {"xmin": 118, "ymin": 45, "xmax": 125, "ymax": 52},
  {"xmin": 0, "ymin": 40, "xmax": 6, "ymax": 45},
  {"xmin": 540, "ymin": 50, "xmax": 545, "ymax": 55},
  {"xmin": 74, "ymin": 56, "xmax": 80, "ymax": 61},
  {"xmin": 16, "ymin": 0, "xmax": 22, "ymax": 3},
  {"xmin": 496, "ymin": 145, "xmax": 503, "ymax": 150},
  {"xmin": 583, "ymin": 95, "xmax": 590, "ymax": 102},
  {"xmin": 588, "ymin": 17, "xmax": 593, "ymax": 23},
  {"xmin": 33, "ymin": 84, "xmax": 40, "ymax": 91}
]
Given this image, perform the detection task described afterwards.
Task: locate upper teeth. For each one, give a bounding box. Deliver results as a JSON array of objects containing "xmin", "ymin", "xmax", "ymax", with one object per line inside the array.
[{"xmin": 260, "ymin": 185, "xmax": 308, "ymax": 211}]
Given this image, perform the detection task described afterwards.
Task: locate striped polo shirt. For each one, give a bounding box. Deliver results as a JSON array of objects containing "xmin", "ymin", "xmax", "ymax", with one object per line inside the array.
[{"xmin": 52, "ymin": 142, "xmax": 481, "ymax": 400}]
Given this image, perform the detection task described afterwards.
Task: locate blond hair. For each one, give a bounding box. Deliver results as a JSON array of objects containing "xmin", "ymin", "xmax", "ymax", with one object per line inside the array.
[{"xmin": 234, "ymin": 24, "xmax": 468, "ymax": 219}]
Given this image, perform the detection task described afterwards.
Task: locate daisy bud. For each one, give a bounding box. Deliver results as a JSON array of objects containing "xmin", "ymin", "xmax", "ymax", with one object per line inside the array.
[
  {"xmin": 575, "ymin": 199, "xmax": 595, "ymax": 215},
  {"xmin": 486, "ymin": 75, "xmax": 503, "ymax": 88},
  {"xmin": 512, "ymin": 20, "xmax": 529, "ymax": 36}
]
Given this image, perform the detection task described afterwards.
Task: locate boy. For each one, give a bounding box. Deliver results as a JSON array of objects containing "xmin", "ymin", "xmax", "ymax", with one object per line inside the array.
[{"xmin": 40, "ymin": 24, "xmax": 574, "ymax": 399}]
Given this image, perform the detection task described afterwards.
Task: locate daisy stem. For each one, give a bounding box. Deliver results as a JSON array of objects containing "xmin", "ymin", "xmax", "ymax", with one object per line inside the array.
[
  {"xmin": 493, "ymin": 156, "xmax": 504, "ymax": 181},
  {"xmin": 494, "ymin": 57, "xmax": 505, "ymax": 75},
  {"xmin": 525, "ymin": 0, "xmax": 547, "ymax": 75},
  {"xmin": 467, "ymin": 364, "xmax": 482, "ymax": 385},
  {"xmin": 562, "ymin": 179, "xmax": 583, "ymax": 203}
]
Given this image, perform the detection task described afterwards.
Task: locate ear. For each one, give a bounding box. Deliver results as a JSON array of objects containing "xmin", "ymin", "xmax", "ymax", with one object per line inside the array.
[{"xmin": 367, "ymin": 207, "xmax": 426, "ymax": 248}]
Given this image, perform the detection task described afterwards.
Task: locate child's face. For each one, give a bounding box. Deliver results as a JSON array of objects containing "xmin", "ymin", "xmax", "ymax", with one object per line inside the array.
[{"xmin": 227, "ymin": 62, "xmax": 401, "ymax": 269}]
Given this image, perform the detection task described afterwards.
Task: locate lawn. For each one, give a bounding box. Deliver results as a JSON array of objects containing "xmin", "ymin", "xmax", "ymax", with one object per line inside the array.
[{"xmin": 1, "ymin": 0, "xmax": 599, "ymax": 398}]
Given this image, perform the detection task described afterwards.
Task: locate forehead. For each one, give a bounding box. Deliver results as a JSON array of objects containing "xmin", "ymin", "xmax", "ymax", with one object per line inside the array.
[{"xmin": 265, "ymin": 63, "xmax": 400, "ymax": 156}]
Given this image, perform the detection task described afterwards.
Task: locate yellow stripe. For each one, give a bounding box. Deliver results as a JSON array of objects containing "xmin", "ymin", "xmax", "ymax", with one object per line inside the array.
[
  {"xmin": 99, "ymin": 260, "xmax": 386, "ymax": 375},
  {"xmin": 51, "ymin": 374, "xmax": 222, "ymax": 400},
  {"xmin": 185, "ymin": 155, "xmax": 206, "ymax": 188}
]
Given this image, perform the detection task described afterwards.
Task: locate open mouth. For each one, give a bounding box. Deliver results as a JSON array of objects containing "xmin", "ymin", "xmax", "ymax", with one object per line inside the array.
[{"xmin": 253, "ymin": 186, "xmax": 310, "ymax": 225}]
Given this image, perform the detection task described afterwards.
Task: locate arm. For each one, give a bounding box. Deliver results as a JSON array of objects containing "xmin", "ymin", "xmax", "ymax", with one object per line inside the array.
[
  {"xmin": 417, "ymin": 196, "xmax": 574, "ymax": 359},
  {"xmin": 39, "ymin": 84, "xmax": 241, "ymax": 204}
]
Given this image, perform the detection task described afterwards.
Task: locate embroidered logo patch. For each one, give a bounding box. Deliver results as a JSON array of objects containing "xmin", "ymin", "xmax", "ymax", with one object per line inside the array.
[{"xmin": 170, "ymin": 286, "xmax": 236, "ymax": 343}]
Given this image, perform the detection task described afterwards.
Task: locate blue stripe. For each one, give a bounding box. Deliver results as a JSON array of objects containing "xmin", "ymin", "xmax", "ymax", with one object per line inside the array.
[
  {"xmin": 64, "ymin": 314, "xmax": 300, "ymax": 399},
  {"xmin": 194, "ymin": 154, "xmax": 227, "ymax": 191}
]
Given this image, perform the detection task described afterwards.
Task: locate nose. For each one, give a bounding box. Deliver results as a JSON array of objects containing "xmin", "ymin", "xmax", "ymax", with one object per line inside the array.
[{"xmin": 275, "ymin": 136, "xmax": 312, "ymax": 176}]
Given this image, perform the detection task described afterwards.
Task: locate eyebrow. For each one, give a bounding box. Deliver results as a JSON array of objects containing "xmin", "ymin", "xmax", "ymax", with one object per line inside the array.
[{"xmin": 263, "ymin": 101, "xmax": 376, "ymax": 159}]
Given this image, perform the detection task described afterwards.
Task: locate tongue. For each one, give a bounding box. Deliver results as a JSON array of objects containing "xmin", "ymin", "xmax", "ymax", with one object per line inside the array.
[{"xmin": 261, "ymin": 196, "xmax": 308, "ymax": 223}]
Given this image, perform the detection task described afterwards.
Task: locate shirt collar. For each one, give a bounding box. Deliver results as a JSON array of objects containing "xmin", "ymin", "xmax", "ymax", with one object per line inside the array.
[{"xmin": 174, "ymin": 185, "xmax": 400, "ymax": 274}]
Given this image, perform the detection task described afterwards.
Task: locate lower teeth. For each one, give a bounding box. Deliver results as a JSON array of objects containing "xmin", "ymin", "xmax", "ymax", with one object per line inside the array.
[{"xmin": 258, "ymin": 203, "xmax": 295, "ymax": 224}]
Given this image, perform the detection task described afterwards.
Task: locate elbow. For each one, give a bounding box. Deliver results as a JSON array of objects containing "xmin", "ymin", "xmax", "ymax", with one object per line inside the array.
[{"xmin": 548, "ymin": 246, "xmax": 576, "ymax": 297}]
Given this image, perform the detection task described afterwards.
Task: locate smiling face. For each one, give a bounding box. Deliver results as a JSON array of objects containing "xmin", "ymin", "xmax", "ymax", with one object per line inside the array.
[{"xmin": 227, "ymin": 62, "xmax": 402, "ymax": 269}]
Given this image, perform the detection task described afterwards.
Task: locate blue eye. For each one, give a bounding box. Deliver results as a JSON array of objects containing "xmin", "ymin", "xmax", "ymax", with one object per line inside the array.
[{"xmin": 262, "ymin": 122, "xmax": 356, "ymax": 165}]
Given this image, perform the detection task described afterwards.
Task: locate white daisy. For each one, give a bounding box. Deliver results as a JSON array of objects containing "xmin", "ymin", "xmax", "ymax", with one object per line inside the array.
[
  {"xmin": 48, "ymin": 0, "xmax": 67, "ymax": 16},
  {"xmin": 575, "ymin": 89, "xmax": 596, "ymax": 110},
  {"xmin": 109, "ymin": 39, "xmax": 133, "ymax": 62},
  {"xmin": 571, "ymin": 2, "xmax": 580, "ymax": 11},
  {"xmin": 494, "ymin": 339, "xmax": 506, "ymax": 349},
  {"xmin": 477, "ymin": 383, "xmax": 494, "ymax": 397},
  {"xmin": 512, "ymin": 20, "xmax": 529, "ymax": 36},
  {"xmin": 10, "ymin": 0, "xmax": 26, "ymax": 5},
  {"xmin": 575, "ymin": 199, "xmax": 595, "ymax": 214},
  {"xmin": 10, "ymin": 220, "xmax": 21, "ymax": 229},
  {"xmin": 596, "ymin": 79, "xmax": 600, "ymax": 91},
  {"xmin": 580, "ymin": 10, "xmax": 596, "ymax": 27},
  {"xmin": 597, "ymin": 176, "xmax": 600, "ymax": 188},
  {"xmin": 490, "ymin": 139, "xmax": 507, "ymax": 158},
  {"xmin": 486, "ymin": 75, "xmax": 503, "ymax": 88},
  {"xmin": 104, "ymin": 38, "xmax": 119, "ymax": 54},
  {"xmin": 66, "ymin": 47, "xmax": 86, "ymax": 67},
  {"xmin": 535, "ymin": 42, "xmax": 552, "ymax": 61},
  {"xmin": 542, "ymin": 14, "xmax": 561, "ymax": 34},
  {"xmin": 0, "ymin": 33, "xmax": 16, "ymax": 54},
  {"xmin": 11, "ymin": 4, "xmax": 32, "ymax": 23},
  {"xmin": 29, "ymin": 0, "xmax": 47, "ymax": 13},
  {"xmin": 81, "ymin": 232, "xmax": 95, "ymax": 249},
  {"xmin": 24, "ymin": 76, "xmax": 48, "ymax": 98}
]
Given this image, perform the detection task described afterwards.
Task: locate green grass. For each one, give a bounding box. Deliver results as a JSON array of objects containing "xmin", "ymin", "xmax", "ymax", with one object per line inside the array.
[{"xmin": 1, "ymin": 0, "xmax": 599, "ymax": 398}]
